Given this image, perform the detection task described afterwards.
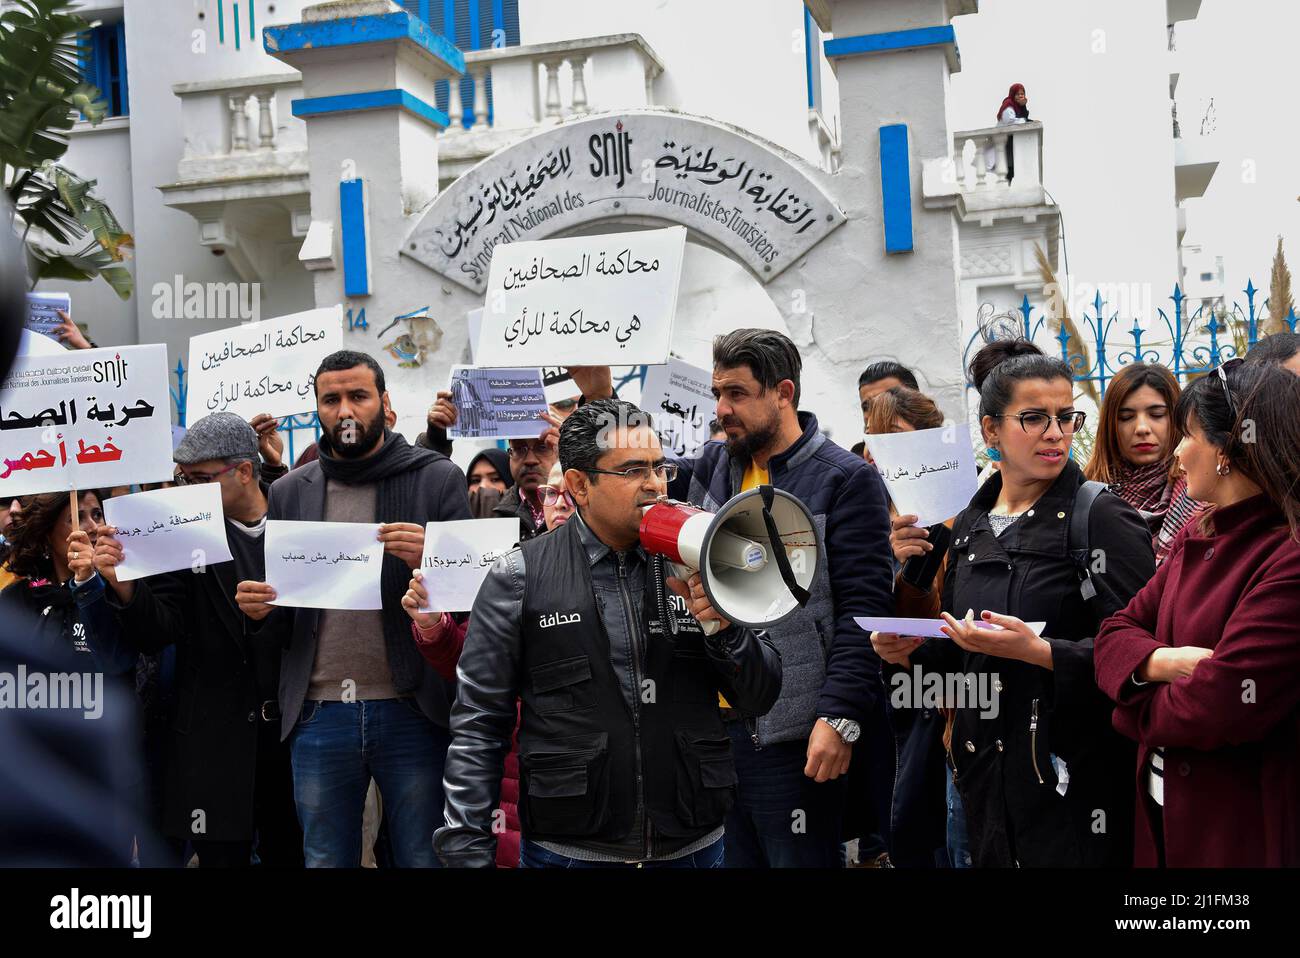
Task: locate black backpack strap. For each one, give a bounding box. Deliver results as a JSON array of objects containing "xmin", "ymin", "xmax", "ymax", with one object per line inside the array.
[{"xmin": 1068, "ymin": 480, "xmax": 1107, "ymax": 602}]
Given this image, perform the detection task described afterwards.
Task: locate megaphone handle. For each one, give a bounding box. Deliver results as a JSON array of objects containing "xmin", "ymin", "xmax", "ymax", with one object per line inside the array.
[{"xmin": 700, "ymin": 618, "xmax": 721, "ymax": 637}]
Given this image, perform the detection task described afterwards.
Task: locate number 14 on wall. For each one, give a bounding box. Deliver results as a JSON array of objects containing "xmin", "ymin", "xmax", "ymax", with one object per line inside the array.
[{"xmin": 346, "ymin": 307, "xmax": 368, "ymax": 331}]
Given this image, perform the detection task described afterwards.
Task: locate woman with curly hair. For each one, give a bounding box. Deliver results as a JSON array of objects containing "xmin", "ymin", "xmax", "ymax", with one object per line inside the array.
[{"xmin": 0, "ymin": 490, "xmax": 135, "ymax": 674}]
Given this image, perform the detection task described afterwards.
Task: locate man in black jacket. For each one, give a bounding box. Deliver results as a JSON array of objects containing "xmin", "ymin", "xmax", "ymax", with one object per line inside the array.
[
  {"xmin": 236, "ymin": 351, "xmax": 472, "ymax": 867},
  {"xmin": 91, "ymin": 412, "xmax": 301, "ymax": 867},
  {"xmin": 436, "ymin": 399, "xmax": 781, "ymax": 867},
  {"xmin": 569, "ymin": 329, "xmax": 895, "ymax": 868}
]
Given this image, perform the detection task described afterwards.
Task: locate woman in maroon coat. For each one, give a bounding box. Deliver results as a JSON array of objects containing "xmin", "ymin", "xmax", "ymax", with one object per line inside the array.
[{"xmin": 1095, "ymin": 360, "xmax": 1300, "ymax": 867}]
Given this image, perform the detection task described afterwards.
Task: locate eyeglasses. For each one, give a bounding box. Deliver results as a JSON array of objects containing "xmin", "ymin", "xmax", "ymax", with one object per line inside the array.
[
  {"xmin": 540, "ymin": 487, "xmax": 574, "ymax": 507},
  {"xmin": 175, "ymin": 462, "xmax": 242, "ymax": 485},
  {"xmin": 585, "ymin": 462, "xmax": 678, "ymax": 483},
  {"xmin": 507, "ymin": 441, "xmax": 551, "ymax": 459},
  {"xmin": 990, "ymin": 410, "xmax": 1087, "ymax": 435},
  {"xmin": 1216, "ymin": 357, "xmax": 1244, "ymax": 421}
]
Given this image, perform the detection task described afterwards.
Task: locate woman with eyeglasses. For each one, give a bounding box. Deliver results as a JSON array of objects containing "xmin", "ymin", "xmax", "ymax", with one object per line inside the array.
[
  {"xmin": 1085, "ymin": 363, "xmax": 1203, "ymax": 565},
  {"xmin": 1095, "ymin": 361, "xmax": 1300, "ymax": 866},
  {"xmin": 871, "ymin": 339, "xmax": 1155, "ymax": 867}
]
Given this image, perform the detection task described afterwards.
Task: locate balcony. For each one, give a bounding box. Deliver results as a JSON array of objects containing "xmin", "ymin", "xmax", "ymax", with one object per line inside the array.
[
  {"xmin": 158, "ymin": 73, "xmax": 311, "ymax": 282},
  {"xmin": 1174, "ymin": 132, "xmax": 1218, "ymax": 202},
  {"xmin": 924, "ymin": 121, "xmax": 1054, "ymax": 228},
  {"xmin": 434, "ymin": 33, "xmax": 665, "ymax": 185}
]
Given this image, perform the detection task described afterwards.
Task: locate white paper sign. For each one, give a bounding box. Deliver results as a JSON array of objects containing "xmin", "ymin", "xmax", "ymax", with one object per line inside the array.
[
  {"xmin": 418, "ymin": 518, "xmax": 518, "ymax": 613},
  {"xmin": 264, "ymin": 519, "xmax": 383, "ymax": 610},
  {"xmin": 478, "ymin": 226, "xmax": 685, "ymax": 367},
  {"xmin": 466, "ymin": 307, "xmax": 484, "ymax": 364},
  {"xmin": 644, "ymin": 357, "xmax": 714, "ymax": 458},
  {"xmin": 18, "ymin": 327, "xmax": 65, "ymax": 356},
  {"xmin": 540, "ymin": 366, "xmax": 580, "ymax": 404},
  {"xmin": 855, "ymin": 616, "xmax": 1046, "ymax": 639},
  {"xmin": 26, "ymin": 291, "xmax": 70, "ymax": 338},
  {"xmin": 0, "ymin": 344, "xmax": 175, "ymax": 497},
  {"xmin": 185, "ymin": 305, "xmax": 343, "ymax": 425},
  {"xmin": 864, "ymin": 424, "xmax": 978, "ymax": 526},
  {"xmin": 103, "ymin": 483, "xmax": 233, "ymax": 582}
]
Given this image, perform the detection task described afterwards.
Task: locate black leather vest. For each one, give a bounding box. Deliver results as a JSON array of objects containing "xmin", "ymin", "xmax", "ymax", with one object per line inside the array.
[{"xmin": 517, "ymin": 519, "xmax": 737, "ymax": 849}]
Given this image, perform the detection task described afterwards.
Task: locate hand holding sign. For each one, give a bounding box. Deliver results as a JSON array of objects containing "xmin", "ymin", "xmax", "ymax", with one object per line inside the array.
[
  {"xmin": 101, "ymin": 484, "xmax": 233, "ymax": 584},
  {"xmin": 865, "ymin": 424, "xmax": 978, "ymax": 527},
  {"xmin": 939, "ymin": 610, "xmax": 1052, "ymax": 668}
]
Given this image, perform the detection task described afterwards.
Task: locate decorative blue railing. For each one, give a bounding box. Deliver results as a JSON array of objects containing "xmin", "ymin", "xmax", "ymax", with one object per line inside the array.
[{"xmin": 964, "ymin": 281, "xmax": 1299, "ymax": 399}]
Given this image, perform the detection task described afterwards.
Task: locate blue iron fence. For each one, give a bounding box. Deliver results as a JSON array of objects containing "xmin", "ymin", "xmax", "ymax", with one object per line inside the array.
[{"xmin": 965, "ymin": 281, "xmax": 1299, "ymax": 399}]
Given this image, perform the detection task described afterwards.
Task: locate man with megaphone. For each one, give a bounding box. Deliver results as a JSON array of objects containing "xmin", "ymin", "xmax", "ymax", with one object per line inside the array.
[
  {"xmin": 566, "ymin": 329, "xmax": 895, "ymax": 868},
  {"xmin": 435, "ymin": 398, "xmax": 782, "ymax": 867}
]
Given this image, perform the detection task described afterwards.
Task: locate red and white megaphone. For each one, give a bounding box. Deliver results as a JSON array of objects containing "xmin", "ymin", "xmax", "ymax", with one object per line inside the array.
[{"xmin": 639, "ymin": 485, "xmax": 821, "ymax": 635}]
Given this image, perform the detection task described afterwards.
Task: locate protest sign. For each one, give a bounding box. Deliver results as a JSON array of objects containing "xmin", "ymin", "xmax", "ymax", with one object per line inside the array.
[
  {"xmin": 25, "ymin": 291, "xmax": 70, "ymax": 339},
  {"xmin": 540, "ymin": 366, "xmax": 580, "ymax": 405},
  {"xmin": 864, "ymin": 423, "xmax": 978, "ymax": 527},
  {"xmin": 467, "ymin": 307, "xmax": 484, "ymax": 364},
  {"xmin": 447, "ymin": 365, "xmax": 549, "ymax": 439},
  {"xmin": 103, "ymin": 483, "xmax": 232, "ymax": 582},
  {"xmin": 643, "ymin": 357, "xmax": 714, "ymax": 458},
  {"xmin": 0, "ymin": 344, "xmax": 174, "ymax": 497},
  {"xmin": 18, "ymin": 328, "xmax": 65, "ymax": 357},
  {"xmin": 855, "ymin": 616, "xmax": 1046, "ymax": 639},
  {"xmin": 185, "ymin": 305, "xmax": 342, "ymax": 425},
  {"xmin": 478, "ymin": 226, "xmax": 685, "ymax": 367},
  {"xmin": 264, "ymin": 519, "xmax": 383, "ymax": 611},
  {"xmin": 419, "ymin": 518, "xmax": 517, "ymax": 612}
]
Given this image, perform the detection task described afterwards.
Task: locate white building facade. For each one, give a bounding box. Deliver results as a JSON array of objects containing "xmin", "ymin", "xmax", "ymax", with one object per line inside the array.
[{"xmin": 37, "ymin": 0, "xmax": 1097, "ymax": 455}]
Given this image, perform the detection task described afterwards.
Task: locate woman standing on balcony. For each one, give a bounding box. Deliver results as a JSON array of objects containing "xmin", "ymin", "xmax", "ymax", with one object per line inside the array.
[
  {"xmin": 871, "ymin": 340, "xmax": 1155, "ymax": 867},
  {"xmin": 1085, "ymin": 363, "xmax": 1202, "ymax": 565},
  {"xmin": 986, "ymin": 82, "xmax": 1029, "ymax": 183},
  {"xmin": 1095, "ymin": 361, "xmax": 1300, "ymax": 866}
]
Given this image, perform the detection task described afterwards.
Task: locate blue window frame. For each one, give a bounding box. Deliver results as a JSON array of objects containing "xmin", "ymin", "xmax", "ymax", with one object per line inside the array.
[
  {"xmin": 80, "ymin": 21, "xmax": 129, "ymax": 118},
  {"xmin": 400, "ymin": 0, "xmax": 520, "ymax": 128}
]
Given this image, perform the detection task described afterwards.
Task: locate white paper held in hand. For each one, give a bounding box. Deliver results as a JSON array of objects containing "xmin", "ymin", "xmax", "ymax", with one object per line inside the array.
[
  {"xmin": 103, "ymin": 483, "xmax": 232, "ymax": 582},
  {"xmin": 854, "ymin": 616, "xmax": 1046, "ymax": 639},
  {"xmin": 419, "ymin": 518, "xmax": 518, "ymax": 613},
  {"xmin": 264, "ymin": 519, "xmax": 384, "ymax": 610},
  {"xmin": 864, "ymin": 423, "xmax": 978, "ymax": 527}
]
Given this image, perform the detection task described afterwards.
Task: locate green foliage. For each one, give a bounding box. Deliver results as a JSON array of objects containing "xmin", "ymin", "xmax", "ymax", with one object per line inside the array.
[{"xmin": 1, "ymin": 0, "xmax": 133, "ymax": 299}]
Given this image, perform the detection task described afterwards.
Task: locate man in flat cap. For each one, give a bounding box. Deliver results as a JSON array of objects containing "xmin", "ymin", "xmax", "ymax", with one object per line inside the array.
[{"xmin": 89, "ymin": 412, "xmax": 302, "ymax": 867}]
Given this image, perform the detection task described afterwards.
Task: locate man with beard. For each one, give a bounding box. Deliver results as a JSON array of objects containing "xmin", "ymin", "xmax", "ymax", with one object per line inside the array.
[
  {"xmin": 235, "ymin": 350, "xmax": 472, "ymax": 867},
  {"xmin": 568, "ymin": 329, "xmax": 894, "ymax": 867}
]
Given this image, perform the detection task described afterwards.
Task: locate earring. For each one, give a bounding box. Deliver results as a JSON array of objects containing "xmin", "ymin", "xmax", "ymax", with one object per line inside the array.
[
  {"xmin": 987, "ymin": 447, "xmax": 1002, "ymax": 462},
  {"xmin": 1216, "ymin": 461, "xmax": 1230, "ymax": 476}
]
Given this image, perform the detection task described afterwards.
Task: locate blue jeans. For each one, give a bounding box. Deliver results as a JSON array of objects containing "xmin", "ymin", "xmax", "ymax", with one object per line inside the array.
[
  {"xmin": 519, "ymin": 837, "xmax": 724, "ymax": 868},
  {"xmin": 289, "ymin": 698, "xmax": 449, "ymax": 868},
  {"xmin": 723, "ymin": 722, "xmax": 846, "ymax": 868},
  {"xmin": 946, "ymin": 775, "xmax": 972, "ymax": 868}
]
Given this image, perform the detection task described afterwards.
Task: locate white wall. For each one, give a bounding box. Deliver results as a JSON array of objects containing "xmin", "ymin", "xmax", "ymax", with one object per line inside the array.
[
  {"xmin": 951, "ymin": 0, "xmax": 1180, "ymax": 325},
  {"xmin": 120, "ymin": 0, "xmax": 313, "ymax": 408},
  {"xmin": 519, "ymin": 0, "xmax": 826, "ymax": 167}
]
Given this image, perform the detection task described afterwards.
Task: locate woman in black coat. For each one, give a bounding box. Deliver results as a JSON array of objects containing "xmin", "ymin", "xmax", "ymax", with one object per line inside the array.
[{"xmin": 873, "ymin": 341, "xmax": 1155, "ymax": 867}]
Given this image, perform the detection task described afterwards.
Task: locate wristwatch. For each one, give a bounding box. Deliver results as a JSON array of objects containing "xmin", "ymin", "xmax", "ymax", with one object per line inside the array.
[{"xmin": 819, "ymin": 716, "xmax": 860, "ymax": 744}]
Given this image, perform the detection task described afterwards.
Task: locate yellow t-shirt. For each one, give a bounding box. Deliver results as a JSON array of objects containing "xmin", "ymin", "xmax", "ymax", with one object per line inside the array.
[{"xmin": 720, "ymin": 460, "xmax": 770, "ymax": 709}]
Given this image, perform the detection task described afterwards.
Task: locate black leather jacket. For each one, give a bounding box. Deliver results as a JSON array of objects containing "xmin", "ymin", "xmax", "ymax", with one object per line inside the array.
[{"xmin": 435, "ymin": 513, "xmax": 782, "ymax": 866}]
